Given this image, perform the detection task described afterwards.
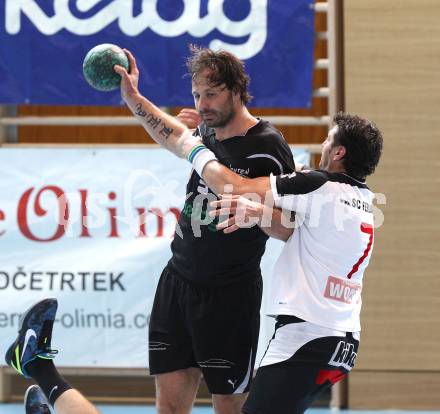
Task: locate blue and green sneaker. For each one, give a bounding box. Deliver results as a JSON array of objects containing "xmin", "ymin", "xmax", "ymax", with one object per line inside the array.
[{"xmin": 5, "ymin": 298, "xmax": 58, "ymax": 378}]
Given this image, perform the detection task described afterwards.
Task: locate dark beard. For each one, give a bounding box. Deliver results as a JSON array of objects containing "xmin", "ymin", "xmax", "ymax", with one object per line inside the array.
[
  {"xmin": 200, "ymin": 91, "xmax": 236, "ymax": 128},
  {"xmin": 204, "ymin": 108, "xmax": 235, "ymax": 128}
]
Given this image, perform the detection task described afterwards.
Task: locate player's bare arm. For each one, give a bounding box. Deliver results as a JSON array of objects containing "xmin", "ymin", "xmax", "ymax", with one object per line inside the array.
[
  {"xmin": 197, "ymin": 158, "xmax": 273, "ymax": 199},
  {"xmin": 210, "ymin": 195, "xmax": 294, "ymax": 241},
  {"xmin": 114, "ymin": 49, "xmax": 197, "ymax": 158},
  {"xmin": 261, "ymin": 207, "xmax": 294, "ymax": 240}
]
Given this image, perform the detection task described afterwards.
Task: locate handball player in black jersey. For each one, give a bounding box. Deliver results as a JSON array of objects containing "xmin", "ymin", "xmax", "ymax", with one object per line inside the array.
[{"xmin": 116, "ymin": 46, "xmax": 295, "ymax": 414}]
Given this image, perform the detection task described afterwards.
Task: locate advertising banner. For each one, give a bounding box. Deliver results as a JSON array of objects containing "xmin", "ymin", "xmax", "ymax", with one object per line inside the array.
[
  {"xmin": 0, "ymin": 146, "xmax": 309, "ymax": 367},
  {"xmin": 0, "ymin": 1, "xmax": 315, "ymax": 107}
]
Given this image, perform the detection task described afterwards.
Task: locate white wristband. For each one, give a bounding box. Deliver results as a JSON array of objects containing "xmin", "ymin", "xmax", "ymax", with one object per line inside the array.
[{"xmin": 187, "ymin": 144, "xmax": 217, "ymax": 177}]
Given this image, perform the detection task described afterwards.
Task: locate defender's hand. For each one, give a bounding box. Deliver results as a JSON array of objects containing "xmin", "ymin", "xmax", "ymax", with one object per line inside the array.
[
  {"xmin": 176, "ymin": 108, "xmax": 202, "ymax": 129},
  {"xmin": 209, "ymin": 195, "xmax": 263, "ymax": 234}
]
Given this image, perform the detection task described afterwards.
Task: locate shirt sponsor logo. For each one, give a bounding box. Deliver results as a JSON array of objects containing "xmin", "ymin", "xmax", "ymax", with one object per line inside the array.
[
  {"xmin": 279, "ymin": 172, "xmax": 296, "ymax": 179},
  {"xmin": 229, "ymin": 166, "xmax": 250, "ymax": 177},
  {"xmin": 324, "ymin": 276, "xmax": 361, "ymax": 304}
]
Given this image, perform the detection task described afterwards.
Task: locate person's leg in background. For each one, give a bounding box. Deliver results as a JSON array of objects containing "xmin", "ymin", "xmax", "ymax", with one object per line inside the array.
[{"xmin": 6, "ymin": 298, "xmax": 101, "ymax": 414}]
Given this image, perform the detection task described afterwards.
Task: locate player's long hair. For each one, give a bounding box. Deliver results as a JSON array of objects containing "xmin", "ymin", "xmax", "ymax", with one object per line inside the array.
[
  {"xmin": 186, "ymin": 45, "xmax": 253, "ymax": 105},
  {"xmin": 333, "ymin": 112, "xmax": 383, "ymax": 179}
]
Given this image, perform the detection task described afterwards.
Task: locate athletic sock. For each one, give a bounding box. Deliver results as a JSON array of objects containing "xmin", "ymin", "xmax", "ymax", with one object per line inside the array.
[{"xmin": 26, "ymin": 358, "xmax": 72, "ymax": 406}]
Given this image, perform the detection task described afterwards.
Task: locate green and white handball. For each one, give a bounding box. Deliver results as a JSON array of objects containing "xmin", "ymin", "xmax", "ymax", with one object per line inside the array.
[{"xmin": 83, "ymin": 44, "xmax": 130, "ymax": 91}]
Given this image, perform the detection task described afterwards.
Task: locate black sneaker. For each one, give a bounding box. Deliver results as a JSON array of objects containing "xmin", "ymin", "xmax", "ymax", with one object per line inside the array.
[
  {"xmin": 24, "ymin": 385, "xmax": 51, "ymax": 414},
  {"xmin": 5, "ymin": 298, "xmax": 58, "ymax": 378}
]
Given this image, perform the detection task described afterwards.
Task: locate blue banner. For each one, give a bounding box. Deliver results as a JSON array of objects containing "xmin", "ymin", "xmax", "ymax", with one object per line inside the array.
[{"xmin": 0, "ymin": 1, "xmax": 315, "ymax": 107}]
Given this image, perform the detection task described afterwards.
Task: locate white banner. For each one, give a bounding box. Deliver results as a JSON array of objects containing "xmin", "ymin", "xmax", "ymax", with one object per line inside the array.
[{"xmin": 0, "ymin": 147, "xmax": 309, "ymax": 368}]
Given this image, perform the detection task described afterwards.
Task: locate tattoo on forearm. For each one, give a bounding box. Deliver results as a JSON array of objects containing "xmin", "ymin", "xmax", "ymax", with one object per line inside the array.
[
  {"xmin": 135, "ymin": 103, "xmax": 147, "ymax": 117},
  {"xmin": 147, "ymin": 115, "xmax": 161, "ymax": 129},
  {"xmin": 159, "ymin": 125, "xmax": 174, "ymax": 140},
  {"xmin": 135, "ymin": 103, "xmax": 162, "ymax": 129},
  {"xmin": 134, "ymin": 102, "xmax": 173, "ymax": 139}
]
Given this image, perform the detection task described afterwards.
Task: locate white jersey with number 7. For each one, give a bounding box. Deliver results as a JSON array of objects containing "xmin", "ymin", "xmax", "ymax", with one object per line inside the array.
[{"xmin": 268, "ymin": 170, "xmax": 375, "ymax": 332}]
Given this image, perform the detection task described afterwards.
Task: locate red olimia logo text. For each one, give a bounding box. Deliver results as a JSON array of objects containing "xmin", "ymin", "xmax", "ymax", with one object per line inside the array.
[{"xmin": 1, "ymin": 185, "xmax": 180, "ymax": 242}]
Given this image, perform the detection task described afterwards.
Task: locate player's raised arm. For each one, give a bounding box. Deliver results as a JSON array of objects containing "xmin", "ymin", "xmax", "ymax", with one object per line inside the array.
[{"xmin": 114, "ymin": 49, "xmax": 199, "ymax": 158}]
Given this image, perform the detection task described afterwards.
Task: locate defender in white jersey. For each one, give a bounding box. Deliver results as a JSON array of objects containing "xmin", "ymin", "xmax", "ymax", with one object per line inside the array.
[
  {"xmin": 268, "ymin": 168, "xmax": 374, "ymax": 332},
  {"xmin": 182, "ymin": 113, "xmax": 383, "ymax": 413}
]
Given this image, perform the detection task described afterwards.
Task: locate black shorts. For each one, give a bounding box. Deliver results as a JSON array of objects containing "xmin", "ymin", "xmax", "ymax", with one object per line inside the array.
[
  {"xmin": 148, "ymin": 267, "xmax": 262, "ymax": 395},
  {"xmin": 243, "ymin": 316, "xmax": 360, "ymax": 414}
]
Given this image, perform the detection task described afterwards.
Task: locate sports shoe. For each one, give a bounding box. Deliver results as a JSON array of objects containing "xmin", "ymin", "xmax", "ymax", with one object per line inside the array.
[
  {"xmin": 5, "ymin": 298, "xmax": 58, "ymax": 378},
  {"xmin": 24, "ymin": 385, "xmax": 51, "ymax": 414}
]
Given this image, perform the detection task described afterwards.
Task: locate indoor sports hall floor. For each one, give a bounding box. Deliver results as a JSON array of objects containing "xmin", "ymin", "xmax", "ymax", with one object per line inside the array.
[{"xmin": 0, "ymin": 405, "xmax": 439, "ymax": 414}]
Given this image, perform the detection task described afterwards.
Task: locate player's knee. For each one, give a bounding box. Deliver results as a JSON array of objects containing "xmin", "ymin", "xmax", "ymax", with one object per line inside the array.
[
  {"xmin": 212, "ymin": 393, "xmax": 247, "ymax": 414},
  {"xmin": 156, "ymin": 398, "xmax": 189, "ymax": 414}
]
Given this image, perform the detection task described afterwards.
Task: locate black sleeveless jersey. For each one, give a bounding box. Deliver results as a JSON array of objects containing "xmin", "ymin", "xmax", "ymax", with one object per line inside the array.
[{"xmin": 167, "ymin": 120, "xmax": 295, "ymax": 286}]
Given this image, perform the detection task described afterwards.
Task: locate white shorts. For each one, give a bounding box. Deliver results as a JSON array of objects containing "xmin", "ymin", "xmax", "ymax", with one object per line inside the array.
[{"xmin": 260, "ymin": 316, "xmax": 360, "ymax": 368}]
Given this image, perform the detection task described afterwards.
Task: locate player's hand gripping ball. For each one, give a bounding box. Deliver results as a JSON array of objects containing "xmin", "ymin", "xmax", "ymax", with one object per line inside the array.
[{"xmin": 83, "ymin": 44, "xmax": 130, "ymax": 91}]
